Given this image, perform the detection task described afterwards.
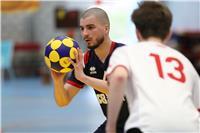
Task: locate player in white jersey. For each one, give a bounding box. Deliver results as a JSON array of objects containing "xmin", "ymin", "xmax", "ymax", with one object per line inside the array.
[{"xmin": 106, "ymin": 1, "xmax": 200, "ymax": 133}]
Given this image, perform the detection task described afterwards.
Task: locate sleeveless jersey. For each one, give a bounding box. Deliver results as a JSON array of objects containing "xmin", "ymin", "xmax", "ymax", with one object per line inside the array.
[{"xmin": 66, "ymin": 42, "xmax": 129, "ymax": 128}]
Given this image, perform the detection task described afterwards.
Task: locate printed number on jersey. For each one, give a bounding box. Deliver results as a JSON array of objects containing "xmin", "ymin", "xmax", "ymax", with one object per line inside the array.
[{"xmin": 150, "ymin": 53, "xmax": 186, "ymax": 83}]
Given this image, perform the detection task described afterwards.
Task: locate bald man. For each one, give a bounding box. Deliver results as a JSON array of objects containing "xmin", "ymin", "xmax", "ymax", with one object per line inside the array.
[{"xmin": 51, "ymin": 8, "xmax": 129, "ymax": 133}]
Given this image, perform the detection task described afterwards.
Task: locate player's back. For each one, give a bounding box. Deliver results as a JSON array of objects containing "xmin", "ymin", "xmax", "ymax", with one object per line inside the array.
[{"xmin": 121, "ymin": 41, "xmax": 200, "ymax": 132}]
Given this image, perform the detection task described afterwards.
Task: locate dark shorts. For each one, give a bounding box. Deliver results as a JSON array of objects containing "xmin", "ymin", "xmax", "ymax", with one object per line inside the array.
[
  {"xmin": 93, "ymin": 121, "xmax": 124, "ymax": 133},
  {"xmin": 126, "ymin": 128, "xmax": 143, "ymax": 133}
]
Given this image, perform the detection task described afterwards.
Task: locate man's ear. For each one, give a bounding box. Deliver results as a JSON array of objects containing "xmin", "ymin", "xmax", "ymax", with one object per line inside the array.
[
  {"xmin": 164, "ymin": 30, "xmax": 172, "ymax": 43},
  {"xmin": 136, "ymin": 29, "xmax": 143, "ymax": 41},
  {"xmin": 105, "ymin": 25, "xmax": 110, "ymax": 34}
]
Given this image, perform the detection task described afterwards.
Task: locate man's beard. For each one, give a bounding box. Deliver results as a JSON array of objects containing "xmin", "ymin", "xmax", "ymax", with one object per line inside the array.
[{"xmin": 87, "ymin": 36, "xmax": 104, "ymax": 50}]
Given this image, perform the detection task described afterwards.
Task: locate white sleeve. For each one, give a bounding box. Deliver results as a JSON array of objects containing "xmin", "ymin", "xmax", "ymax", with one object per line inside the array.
[
  {"xmin": 106, "ymin": 47, "xmax": 130, "ymax": 76},
  {"xmin": 191, "ymin": 67, "xmax": 200, "ymax": 112}
]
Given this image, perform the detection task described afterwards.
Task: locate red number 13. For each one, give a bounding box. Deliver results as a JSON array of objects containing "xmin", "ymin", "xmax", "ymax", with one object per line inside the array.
[{"xmin": 150, "ymin": 53, "xmax": 186, "ymax": 83}]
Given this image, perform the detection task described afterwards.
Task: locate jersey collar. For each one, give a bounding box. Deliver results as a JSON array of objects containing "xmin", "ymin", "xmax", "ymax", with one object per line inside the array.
[{"xmin": 108, "ymin": 41, "xmax": 116, "ymax": 55}]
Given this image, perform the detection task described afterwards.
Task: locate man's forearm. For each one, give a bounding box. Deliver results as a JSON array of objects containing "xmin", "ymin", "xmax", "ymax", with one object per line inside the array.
[
  {"xmin": 82, "ymin": 75, "xmax": 109, "ymax": 94},
  {"xmin": 106, "ymin": 76, "xmax": 126, "ymax": 133},
  {"xmin": 106, "ymin": 66, "xmax": 128, "ymax": 133},
  {"xmin": 54, "ymin": 79, "xmax": 70, "ymax": 107}
]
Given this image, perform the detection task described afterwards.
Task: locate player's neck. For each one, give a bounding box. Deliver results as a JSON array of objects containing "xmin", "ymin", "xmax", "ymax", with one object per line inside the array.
[
  {"xmin": 145, "ymin": 37, "xmax": 163, "ymax": 43},
  {"xmin": 95, "ymin": 38, "xmax": 112, "ymax": 62}
]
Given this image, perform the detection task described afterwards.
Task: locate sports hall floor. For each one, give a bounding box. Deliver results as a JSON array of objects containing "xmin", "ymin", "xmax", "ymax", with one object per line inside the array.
[{"xmin": 2, "ymin": 77, "xmax": 105, "ymax": 133}]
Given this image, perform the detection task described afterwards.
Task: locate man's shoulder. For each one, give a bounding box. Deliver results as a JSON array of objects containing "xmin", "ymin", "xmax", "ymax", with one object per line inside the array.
[
  {"xmin": 114, "ymin": 42, "xmax": 126, "ymax": 48},
  {"xmin": 112, "ymin": 42, "xmax": 126, "ymax": 53},
  {"xmin": 83, "ymin": 50, "xmax": 91, "ymax": 64}
]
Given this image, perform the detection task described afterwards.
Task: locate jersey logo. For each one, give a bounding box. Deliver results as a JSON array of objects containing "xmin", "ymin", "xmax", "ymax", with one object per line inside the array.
[{"xmin": 89, "ymin": 66, "xmax": 97, "ymax": 74}]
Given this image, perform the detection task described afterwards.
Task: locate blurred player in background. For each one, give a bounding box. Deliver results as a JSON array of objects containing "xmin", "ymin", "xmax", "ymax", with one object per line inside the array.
[
  {"xmin": 106, "ymin": 1, "xmax": 200, "ymax": 133},
  {"xmin": 51, "ymin": 7, "xmax": 129, "ymax": 133}
]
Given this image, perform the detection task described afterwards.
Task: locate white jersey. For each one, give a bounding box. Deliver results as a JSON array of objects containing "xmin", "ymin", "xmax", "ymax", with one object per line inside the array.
[{"xmin": 106, "ymin": 41, "xmax": 200, "ymax": 133}]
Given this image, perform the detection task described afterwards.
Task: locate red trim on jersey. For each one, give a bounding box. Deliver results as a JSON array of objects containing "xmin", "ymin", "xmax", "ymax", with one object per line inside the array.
[
  {"xmin": 109, "ymin": 41, "xmax": 116, "ymax": 55},
  {"xmin": 106, "ymin": 65, "xmax": 129, "ymax": 80},
  {"xmin": 66, "ymin": 80, "xmax": 84, "ymax": 89},
  {"xmin": 198, "ymin": 108, "xmax": 200, "ymax": 112},
  {"xmin": 84, "ymin": 50, "xmax": 90, "ymax": 65}
]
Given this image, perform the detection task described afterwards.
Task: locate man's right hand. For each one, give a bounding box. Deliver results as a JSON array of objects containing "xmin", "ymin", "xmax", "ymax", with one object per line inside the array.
[{"xmin": 50, "ymin": 70, "xmax": 66, "ymax": 81}]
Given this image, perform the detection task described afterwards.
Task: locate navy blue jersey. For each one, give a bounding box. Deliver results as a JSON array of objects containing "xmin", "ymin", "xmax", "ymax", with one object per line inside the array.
[{"xmin": 66, "ymin": 42, "xmax": 129, "ymax": 129}]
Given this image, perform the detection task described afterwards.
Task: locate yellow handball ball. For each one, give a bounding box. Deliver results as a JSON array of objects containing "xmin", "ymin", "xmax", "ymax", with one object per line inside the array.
[{"xmin": 44, "ymin": 35, "xmax": 80, "ymax": 73}]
